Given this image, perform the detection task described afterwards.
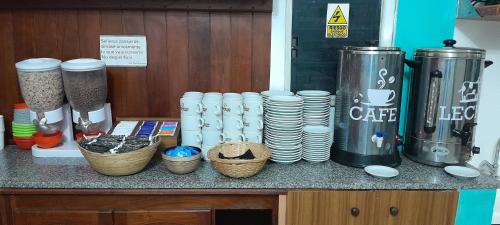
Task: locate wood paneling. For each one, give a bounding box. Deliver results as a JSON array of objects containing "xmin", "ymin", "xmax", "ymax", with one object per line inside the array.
[
  {"xmin": 0, "ymin": 195, "xmax": 11, "ymax": 225},
  {"xmin": 0, "ymin": 10, "xmax": 20, "ymax": 144},
  {"xmin": 0, "ymin": 188, "xmax": 286, "ymax": 195},
  {"xmin": 210, "ymin": 13, "xmax": 232, "ymax": 92},
  {"xmin": 114, "ymin": 210, "xmax": 211, "ymax": 225},
  {"xmin": 230, "ymin": 13, "xmax": 253, "ymax": 92},
  {"xmin": 12, "ymin": 195, "xmax": 277, "ymax": 211},
  {"xmin": 0, "ymin": 0, "xmax": 273, "ymax": 12},
  {"xmin": 0, "ymin": 9, "xmax": 271, "ymax": 141},
  {"xmin": 166, "ymin": 11, "xmax": 189, "ymax": 116},
  {"xmin": 286, "ymin": 191, "xmax": 459, "ymax": 225},
  {"xmin": 9, "ymin": 194, "xmax": 279, "ymax": 224},
  {"xmin": 13, "ymin": 209, "xmax": 113, "ymax": 225}
]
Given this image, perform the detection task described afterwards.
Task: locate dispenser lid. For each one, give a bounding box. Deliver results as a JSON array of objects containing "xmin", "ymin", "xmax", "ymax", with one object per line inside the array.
[
  {"xmin": 15, "ymin": 58, "xmax": 61, "ymax": 72},
  {"xmin": 415, "ymin": 39, "xmax": 485, "ymax": 59},
  {"xmin": 61, "ymin": 58, "xmax": 106, "ymax": 72}
]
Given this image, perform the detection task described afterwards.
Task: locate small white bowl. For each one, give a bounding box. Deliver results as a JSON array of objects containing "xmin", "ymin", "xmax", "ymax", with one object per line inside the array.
[
  {"xmin": 364, "ymin": 165, "xmax": 399, "ymax": 179},
  {"xmin": 444, "ymin": 166, "xmax": 480, "ymax": 180}
]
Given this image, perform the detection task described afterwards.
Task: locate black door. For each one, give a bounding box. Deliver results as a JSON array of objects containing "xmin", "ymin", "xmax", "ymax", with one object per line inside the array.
[{"xmin": 291, "ymin": 0, "xmax": 382, "ymax": 93}]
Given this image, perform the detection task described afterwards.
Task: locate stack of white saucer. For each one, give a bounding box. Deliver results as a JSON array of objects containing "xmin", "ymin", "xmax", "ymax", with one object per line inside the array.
[
  {"xmin": 261, "ymin": 90, "xmax": 294, "ymax": 143},
  {"xmin": 264, "ymin": 96, "xmax": 303, "ymax": 163},
  {"xmin": 302, "ymin": 125, "xmax": 331, "ymax": 162},
  {"xmin": 297, "ymin": 90, "xmax": 330, "ymax": 126}
]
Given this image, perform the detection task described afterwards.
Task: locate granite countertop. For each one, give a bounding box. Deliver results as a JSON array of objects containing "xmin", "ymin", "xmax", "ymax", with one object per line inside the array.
[{"xmin": 0, "ymin": 145, "xmax": 498, "ymax": 190}]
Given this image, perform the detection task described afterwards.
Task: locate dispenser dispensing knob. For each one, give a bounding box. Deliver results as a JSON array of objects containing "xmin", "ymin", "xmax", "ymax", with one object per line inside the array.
[
  {"xmin": 472, "ymin": 146, "xmax": 480, "ymax": 155},
  {"xmin": 443, "ymin": 39, "xmax": 457, "ymax": 47},
  {"xmin": 371, "ymin": 132, "xmax": 385, "ymax": 148}
]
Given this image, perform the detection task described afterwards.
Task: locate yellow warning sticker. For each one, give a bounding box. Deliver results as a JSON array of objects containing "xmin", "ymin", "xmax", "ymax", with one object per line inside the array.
[
  {"xmin": 325, "ymin": 3, "xmax": 349, "ymax": 38},
  {"xmin": 328, "ymin": 6, "xmax": 347, "ymax": 24}
]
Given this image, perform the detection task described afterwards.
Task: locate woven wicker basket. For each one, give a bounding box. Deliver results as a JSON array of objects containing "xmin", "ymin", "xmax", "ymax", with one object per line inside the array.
[
  {"xmin": 78, "ymin": 141, "xmax": 160, "ymax": 176},
  {"xmin": 208, "ymin": 142, "xmax": 271, "ymax": 178},
  {"xmin": 162, "ymin": 152, "xmax": 202, "ymax": 174}
]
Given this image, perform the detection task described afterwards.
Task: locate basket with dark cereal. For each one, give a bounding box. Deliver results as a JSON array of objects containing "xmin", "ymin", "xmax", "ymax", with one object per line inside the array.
[
  {"xmin": 78, "ymin": 134, "xmax": 160, "ymax": 176},
  {"xmin": 208, "ymin": 142, "xmax": 271, "ymax": 178}
]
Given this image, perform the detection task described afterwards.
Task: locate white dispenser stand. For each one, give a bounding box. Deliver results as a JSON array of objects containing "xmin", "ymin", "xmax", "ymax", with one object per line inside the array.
[{"xmin": 31, "ymin": 103, "xmax": 112, "ymax": 157}]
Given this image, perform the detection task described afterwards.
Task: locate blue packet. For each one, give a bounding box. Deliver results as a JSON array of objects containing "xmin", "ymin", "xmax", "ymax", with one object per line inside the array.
[{"xmin": 165, "ymin": 146, "xmax": 200, "ymax": 157}]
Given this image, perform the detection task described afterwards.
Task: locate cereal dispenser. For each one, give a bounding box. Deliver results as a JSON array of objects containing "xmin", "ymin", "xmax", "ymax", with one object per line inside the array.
[
  {"xmin": 15, "ymin": 58, "xmax": 65, "ymax": 137},
  {"xmin": 61, "ymin": 58, "xmax": 108, "ymax": 135}
]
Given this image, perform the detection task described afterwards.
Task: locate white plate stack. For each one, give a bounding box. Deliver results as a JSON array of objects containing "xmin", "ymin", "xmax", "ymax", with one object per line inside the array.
[
  {"xmin": 297, "ymin": 90, "xmax": 331, "ymax": 126},
  {"xmin": 261, "ymin": 90, "xmax": 294, "ymax": 111},
  {"xmin": 264, "ymin": 96, "xmax": 304, "ymax": 163},
  {"xmin": 261, "ymin": 90, "xmax": 294, "ymax": 143},
  {"xmin": 302, "ymin": 125, "xmax": 331, "ymax": 162}
]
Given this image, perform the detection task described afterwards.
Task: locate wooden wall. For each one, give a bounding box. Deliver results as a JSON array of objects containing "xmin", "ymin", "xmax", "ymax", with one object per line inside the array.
[{"xmin": 0, "ymin": 7, "xmax": 271, "ymax": 140}]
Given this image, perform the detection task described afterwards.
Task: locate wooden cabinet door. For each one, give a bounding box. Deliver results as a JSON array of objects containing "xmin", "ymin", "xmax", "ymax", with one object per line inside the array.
[
  {"xmin": 114, "ymin": 210, "xmax": 211, "ymax": 225},
  {"xmin": 286, "ymin": 191, "xmax": 459, "ymax": 225},
  {"xmin": 375, "ymin": 191, "xmax": 458, "ymax": 225},
  {"xmin": 13, "ymin": 209, "xmax": 113, "ymax": 225},
  {"xmin": 287, "ymin": 191, "xmax": 378, "ymax": 225}
]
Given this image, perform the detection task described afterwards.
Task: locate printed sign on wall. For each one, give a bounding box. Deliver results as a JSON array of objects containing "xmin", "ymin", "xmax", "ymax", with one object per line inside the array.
[
  {"xmin": 325, "ymin": 3, "xmax": 350, "ymax": 38},
  {"xmin": 100, "ymin": 35, "xmax": 147, "ymax": 67}
]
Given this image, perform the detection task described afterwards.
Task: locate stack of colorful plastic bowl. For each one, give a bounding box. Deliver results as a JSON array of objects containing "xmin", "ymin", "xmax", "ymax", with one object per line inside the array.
[{"xmin": 12, "ymin": 103, "xmax": 36, "ymax": 150}]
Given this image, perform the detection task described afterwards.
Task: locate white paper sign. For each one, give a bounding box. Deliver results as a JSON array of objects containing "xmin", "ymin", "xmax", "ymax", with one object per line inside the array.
[{"xmin": 100, "ymin": 35, "xmax": 147, "ymax": 67}]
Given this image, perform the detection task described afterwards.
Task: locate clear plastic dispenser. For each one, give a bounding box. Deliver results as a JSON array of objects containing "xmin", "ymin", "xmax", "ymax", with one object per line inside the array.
[
  {"xmin": 15, "ymin": 58, "xmax": 65, "ymax": 135},
  {"xmin": 61, "ymin": 58, "xmax": 107, "ymax": 134}
]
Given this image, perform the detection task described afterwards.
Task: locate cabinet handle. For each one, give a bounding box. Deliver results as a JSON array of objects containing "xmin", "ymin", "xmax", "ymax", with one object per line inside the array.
[
  {"xmin": 390, "ymin": 207, "xmax": 399, "ymax": 216},
  {"xmin": 351, "ymin": 207, "xmax": 360, "ymax": 217}
]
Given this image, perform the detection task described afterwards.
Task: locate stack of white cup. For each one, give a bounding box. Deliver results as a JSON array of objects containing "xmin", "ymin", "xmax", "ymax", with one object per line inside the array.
[
  {"xmin": 242, "ymin": 92, "xmax": 264, "ymax": 143},
  {"xmin": 221, "ymin": 93, "xmax": 245, "ymax": 143},
  {"xmin": 180, "ymin": 92, "xmax": 204, "ymax": 148},
  {"xmin": 0, "ymin": 115, "xmax": 4, "ymax": 150},
  {"xmin": 201, "ymin": 92, "xmax": 223, "ymax": 160}
]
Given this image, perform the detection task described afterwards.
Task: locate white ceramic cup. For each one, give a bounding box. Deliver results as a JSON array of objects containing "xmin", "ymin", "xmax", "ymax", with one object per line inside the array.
[
  {"xmin": 220, "ymin": 131, "xmax": 245, "ymax": 143},
  {"xmin": 242, "ymin": 92, "xmax": 261, "ymax": 98},
  {"xmin": 204, "ymin": 92, "xmax": 223, "ymax": 98},
  {"xmin": 184, "ymin": 91, "xmax": 204, "ymax": 98},
  {"xmin": 243, "ymin": 131, "xmax": 262, "ymax": 144},
  {"xmin": 202, "ymin": 115, "xmax": 223, "ymax": 131},
  {"xmin": 181, "ymin": 115, "xmax": 204, "ymax": 131},
  {"xmin": 243, "ymin": 116, "xmax": 263, "ymax": 131},
  {"xmin": 243, "ymin": 100, "xmax": 264, "ymax": 116},
  {"xmin": 180, "ymin": 98, "xmax": 203, "ymax": 116},
  {"xmin": 182, "ymin": 130, "xmax": 202, "ymax": 148},
  {"xmin": 223, "ymin": 93, "xmax": 242, "ymax": 99},
  {"xmin": 202, "ymin": 99, "xmax": 222, "ymax": 116},
  {"xmin": 223, "ymin": 99, "xmax": 243, "ymax": 116},
  {"xmin": 0, "ymin": 115, "xmax": 4, "ymax": 131},
  {"xmin": 223, "ymin": 115, "xmax": 244, "ymax": 131},
  {"xmin": 202, "ymin": 130, "xmax": 223, "ymax": 146}
]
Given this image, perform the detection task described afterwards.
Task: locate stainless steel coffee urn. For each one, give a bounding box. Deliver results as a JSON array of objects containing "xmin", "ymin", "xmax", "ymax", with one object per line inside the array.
[
  {"xmin": 404, "ymin": 40, "xmax": 493, "ymax": 166},
  {"xmin": 332, "ymin": 47, "xmax": 405, "ymax": 167}
]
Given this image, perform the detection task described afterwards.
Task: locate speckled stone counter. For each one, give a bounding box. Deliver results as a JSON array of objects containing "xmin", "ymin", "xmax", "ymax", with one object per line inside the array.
[{"xmin": 0, "ymin": 145, "xmax": 498, "ymax": 190}]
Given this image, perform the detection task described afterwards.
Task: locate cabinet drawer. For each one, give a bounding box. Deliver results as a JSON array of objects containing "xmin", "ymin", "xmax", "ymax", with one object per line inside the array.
[
  {"xmin": 114, "ymin": 209, "xmax": 211, "ymax": 225},
  {"xmin": 286, "ymin": 191, "xmax": 458, "ymax": 225},
  {"xmin": 13, "ymin": 209, "xmax": 113, "ymax": 225}
]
